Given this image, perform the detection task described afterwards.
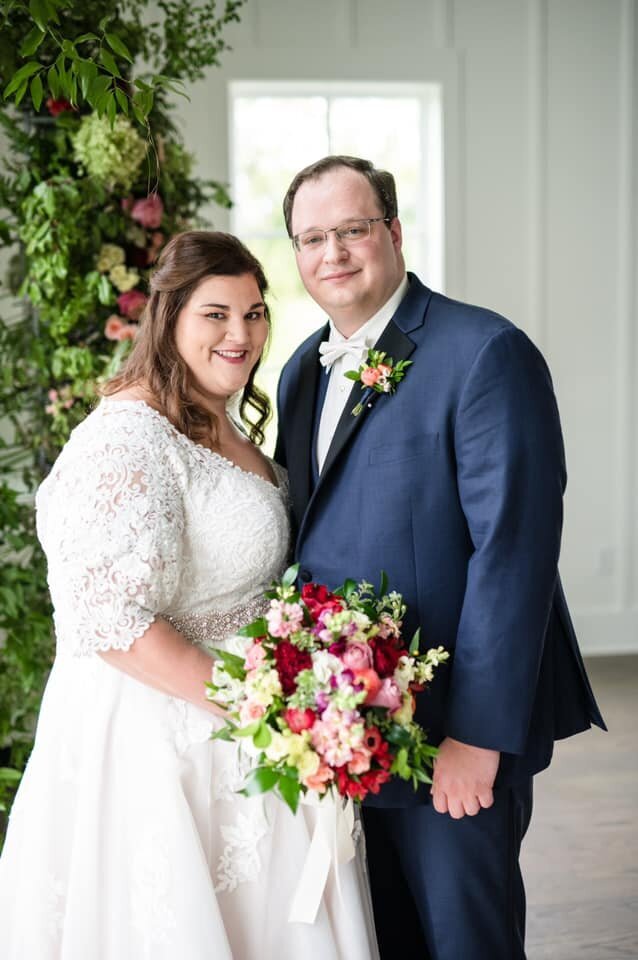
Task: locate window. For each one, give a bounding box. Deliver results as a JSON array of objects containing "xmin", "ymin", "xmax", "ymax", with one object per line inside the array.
[{"xmin": 229, "ymin": 81, "xmax": 443, "ymax": 447}]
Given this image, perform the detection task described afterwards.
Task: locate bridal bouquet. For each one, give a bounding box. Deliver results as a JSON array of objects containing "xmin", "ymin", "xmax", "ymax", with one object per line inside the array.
[{"xmin": 207, "ymin": 566, "xmax": 449, "ymax": 813}]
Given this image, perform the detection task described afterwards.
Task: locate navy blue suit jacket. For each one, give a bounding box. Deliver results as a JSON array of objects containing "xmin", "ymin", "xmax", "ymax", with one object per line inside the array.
[{"xmin": 275, "ymin": 274, "xmax": 605, "ymax": 807}]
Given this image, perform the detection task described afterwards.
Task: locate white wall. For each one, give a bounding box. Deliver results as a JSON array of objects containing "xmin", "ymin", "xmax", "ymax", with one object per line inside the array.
[{"xmin": 173, "ymin": 0, "xmax": 637, "ymax": 654}]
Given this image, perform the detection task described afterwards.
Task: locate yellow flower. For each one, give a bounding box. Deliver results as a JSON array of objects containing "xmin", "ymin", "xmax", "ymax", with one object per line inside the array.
[
  {"xmin": 96, "ymin": 243, "xmax": 125, "ymax": 273},
  {"xmin": 109, "ymin": 264, "xmax": 140, "ymax": 292},
  {"xmin": 296, "ymin": 749, "xmax": 321, "ymax": 780}
]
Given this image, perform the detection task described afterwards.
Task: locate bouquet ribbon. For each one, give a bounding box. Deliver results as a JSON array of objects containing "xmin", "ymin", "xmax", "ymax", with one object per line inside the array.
[{"xmin": 288, "ymin": 795, "xmax": 356, "ymax": 924}]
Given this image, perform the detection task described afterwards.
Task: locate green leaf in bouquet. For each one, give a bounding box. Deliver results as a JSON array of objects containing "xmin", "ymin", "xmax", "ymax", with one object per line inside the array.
[
  {"xmin": 209, "ymin": 647, "xmax": 246, "ymax": 680},
  {"xmin": 383, "ymin": 722, "xmax": 413, "ymax": 748},
  {"xmin": 339, "ymin": 578, "xmax": 357, "ymax": 600},
  {"xmin": 344, "ymin": 370, "xmax": 360, "ymax": 381},
  {"xmin": 241, "ymin": 766, "xmax": 279, "ymax": 797},
  {"xmin": 236, "ymin": 617, "xmax": 268, "ymax": 639},
  {"xmin": 409, "ymin": 627, "xmax": 421, "ymax": 656},
  {"xmin": 277, "ymin": 770, "xmax": 301, "ymax": 814},
  {"xmin": 410, "ymin": 766, "xmax": 433, "ymax": 784},
  {"xmin": 281, "ymin": 563, "xmax": 299, "ymax": 589},
  {"xmin": 378, "ymin": 571, "xmax": 388, "ymax": 597},
  {"xmin": 210, "ymin": 723, "xmax": 237, "ymax": 742},
  {"xmin": 233, "ymin": 721, "xmax": 260, "ymax": 738},
  {"xmin": 392, "ymin": 747, "xmax": 410, "ymax": 780},
  {"xmin": 253, "ymin": 721, "xmax": 272, "ymax": 750}
]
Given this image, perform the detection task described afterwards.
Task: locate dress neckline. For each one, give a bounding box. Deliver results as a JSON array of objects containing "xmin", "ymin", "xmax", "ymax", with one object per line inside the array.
[{"xmin": 99, "ymin": 397, "xmax": 281, "ymax": 491}]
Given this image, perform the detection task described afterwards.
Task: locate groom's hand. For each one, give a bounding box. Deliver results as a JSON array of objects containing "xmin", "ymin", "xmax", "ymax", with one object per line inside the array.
[{"xmin": 431, "ymin": 737, "xmax": 500, "ymax": 819}]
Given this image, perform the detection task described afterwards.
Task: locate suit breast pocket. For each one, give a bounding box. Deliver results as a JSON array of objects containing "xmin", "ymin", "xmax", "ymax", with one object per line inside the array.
[{"xmin": 367, "ymin": 432, "xmax": 440, "ymax": 465}]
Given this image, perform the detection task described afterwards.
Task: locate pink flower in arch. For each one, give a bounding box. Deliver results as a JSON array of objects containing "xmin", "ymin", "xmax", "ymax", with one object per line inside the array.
[
  {"xmin": 117, "ymin": 289, "xmax": 148, "ymax": 321},
  {"xmin": 131, "ymin": 193, "xmax": 164, "ymax": 229}
]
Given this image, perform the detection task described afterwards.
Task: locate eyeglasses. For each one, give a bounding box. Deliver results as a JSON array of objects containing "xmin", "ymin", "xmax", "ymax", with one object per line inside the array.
[{"xmin": 292, "ymin": 217, "xmax": 391, "ymax": 253}]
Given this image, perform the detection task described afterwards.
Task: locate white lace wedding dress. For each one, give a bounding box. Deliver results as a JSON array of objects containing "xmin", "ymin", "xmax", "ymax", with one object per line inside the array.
[{"xmin": 0, "ymin": 399, "xmax": 378, "ymax": 960}]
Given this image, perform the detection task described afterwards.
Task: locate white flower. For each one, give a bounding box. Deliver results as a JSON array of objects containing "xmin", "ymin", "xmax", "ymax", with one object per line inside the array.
[
  {"xmin": 245, "ymin": 667, "xmax": 282, "ymax": 706},
  {"xmin": 394, "ymin": 655, "xmax": 415, "ymax": 692},
  {"xmin": 264, "ymin": 731, "xmax": 289, "ymax": 763},
  {"xmin": 311, "ymin": 650, "xmax": 343, "ymax": 685}
]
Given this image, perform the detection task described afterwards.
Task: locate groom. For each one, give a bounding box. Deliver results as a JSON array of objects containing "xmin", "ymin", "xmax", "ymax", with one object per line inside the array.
[{"xmin": 274, "ymin": 155, "xmax": 605, "ymax": 959}]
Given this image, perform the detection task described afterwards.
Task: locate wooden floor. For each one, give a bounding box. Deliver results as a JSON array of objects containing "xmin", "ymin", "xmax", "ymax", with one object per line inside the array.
[{"xmin": 521, "ymin": 655, "xmax": 638, "ymax": 959}]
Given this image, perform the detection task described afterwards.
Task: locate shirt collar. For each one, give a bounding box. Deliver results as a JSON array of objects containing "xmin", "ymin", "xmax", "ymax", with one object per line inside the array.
[{"xmin": 326, "ymin": 274, "xmax": 409, "ymax": 347}]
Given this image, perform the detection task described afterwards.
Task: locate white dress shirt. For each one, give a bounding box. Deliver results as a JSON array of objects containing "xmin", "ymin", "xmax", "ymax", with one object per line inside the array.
[{"xmin": 316, "ymin": 274, "xmax": 409, "ymax": 471}]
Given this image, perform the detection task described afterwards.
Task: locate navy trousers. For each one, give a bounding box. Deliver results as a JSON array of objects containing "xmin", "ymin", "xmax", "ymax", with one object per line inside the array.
[{"xmin": 362, "ymin": 778, "xmax": 533, "ymax": 960}]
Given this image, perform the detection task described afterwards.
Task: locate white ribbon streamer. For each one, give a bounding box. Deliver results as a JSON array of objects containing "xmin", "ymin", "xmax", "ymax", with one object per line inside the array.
[{"xmin": 288, "ymin": 795, "xmax": 356, "ymax": 924}]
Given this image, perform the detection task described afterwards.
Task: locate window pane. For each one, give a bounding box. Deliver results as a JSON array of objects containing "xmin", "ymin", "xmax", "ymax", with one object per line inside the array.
[{"xmin": 233, "ymin": 97, "xmax": 328, "ymax": 235}]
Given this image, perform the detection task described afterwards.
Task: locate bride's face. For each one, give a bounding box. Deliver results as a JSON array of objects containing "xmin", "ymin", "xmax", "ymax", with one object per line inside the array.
[{"xmin": 174, "ymin": 273, "xmax": 269, "ymax": 408}]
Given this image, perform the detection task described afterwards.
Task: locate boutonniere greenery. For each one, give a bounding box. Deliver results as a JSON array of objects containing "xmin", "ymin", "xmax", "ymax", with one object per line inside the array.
[{"xmin": 345, "ymin": 349, "xmax": 413, "ymax": 416}]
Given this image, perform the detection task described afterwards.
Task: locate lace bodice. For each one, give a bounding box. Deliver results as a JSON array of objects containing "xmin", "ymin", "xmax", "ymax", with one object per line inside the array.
[{"xmin": 36, "ymin": 399, "xmax": 290, "ymax": 655}]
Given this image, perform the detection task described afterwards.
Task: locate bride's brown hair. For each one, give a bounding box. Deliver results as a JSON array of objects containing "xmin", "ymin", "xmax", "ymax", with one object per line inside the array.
[{"xmin": 103, "ymin": 230, "xmax": 272, "ymax": 446}]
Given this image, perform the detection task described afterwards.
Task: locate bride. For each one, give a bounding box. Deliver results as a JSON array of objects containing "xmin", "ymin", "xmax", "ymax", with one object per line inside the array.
[{"xmin": 0, "ymin": 230, "xmax": 378, "ymax": 959}]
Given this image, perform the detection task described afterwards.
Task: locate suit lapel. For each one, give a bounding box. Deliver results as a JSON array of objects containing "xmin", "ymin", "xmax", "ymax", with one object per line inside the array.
[{"xmin": 285, "ymin": 325, "xmax": 328, "ymax": 525}]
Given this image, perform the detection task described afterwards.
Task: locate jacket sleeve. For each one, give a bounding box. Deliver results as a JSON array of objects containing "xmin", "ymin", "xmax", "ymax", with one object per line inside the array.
[{"xmin": 445, "ymin": 326, "xmax": 566, "ymax": 754}]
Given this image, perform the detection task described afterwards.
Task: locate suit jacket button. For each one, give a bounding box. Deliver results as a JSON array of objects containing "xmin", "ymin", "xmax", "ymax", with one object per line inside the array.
[{"xmin": 299, "ymin": 568, "xmax": 312, "ymax": 583}]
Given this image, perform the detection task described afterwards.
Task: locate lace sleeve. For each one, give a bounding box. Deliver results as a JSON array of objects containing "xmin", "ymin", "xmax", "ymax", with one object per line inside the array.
[{"xmin": 37, "ymin": 414, "xmax": 185, "ymax": 655}]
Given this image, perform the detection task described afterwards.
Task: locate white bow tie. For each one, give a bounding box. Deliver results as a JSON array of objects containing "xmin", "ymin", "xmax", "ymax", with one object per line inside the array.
[{"xmin": 318, "ymin": 337, "xmax": 369, "ymax": 371}]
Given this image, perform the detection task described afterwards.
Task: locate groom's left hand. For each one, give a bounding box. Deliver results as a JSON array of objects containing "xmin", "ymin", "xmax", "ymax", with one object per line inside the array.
[{"xmin": 431, "ymin": 737, "xmax": 500, "ymax": 819}]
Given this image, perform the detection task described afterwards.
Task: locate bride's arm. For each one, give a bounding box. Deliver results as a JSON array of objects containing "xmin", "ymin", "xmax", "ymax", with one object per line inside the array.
[{"xmin": 99, "ymin": 617, "xmax": 226, "ymax": 717}]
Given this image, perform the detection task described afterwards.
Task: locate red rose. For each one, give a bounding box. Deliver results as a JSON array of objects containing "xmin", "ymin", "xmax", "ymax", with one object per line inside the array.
[
  {"xmin": 273, "ymin": 641, "xmax": 312, "ymax": 696},
  {"xmin": 284, "ymin": 707, "xmax": 316, "ymax": 733},
  {"xmin": 301, "ymin": 583, "xmax": 344, "ymax": 621},
  {"xmin": 372, "ymin": 639, "xmax": 402, "ymax": 677}
]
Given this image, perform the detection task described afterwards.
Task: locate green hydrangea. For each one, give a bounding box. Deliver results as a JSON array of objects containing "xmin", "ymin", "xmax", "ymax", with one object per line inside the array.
[{"xmin": 73, "ymin": 115, "xmax": 148, "ymax": 190}]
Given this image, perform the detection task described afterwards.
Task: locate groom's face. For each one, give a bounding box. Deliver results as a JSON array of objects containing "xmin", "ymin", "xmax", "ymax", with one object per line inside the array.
[{"xmin": 290, "ymin": 167, "xmax": 404, "ymax": 334}]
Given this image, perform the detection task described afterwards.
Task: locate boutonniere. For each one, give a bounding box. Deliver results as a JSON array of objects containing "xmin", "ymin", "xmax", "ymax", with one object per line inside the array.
[{"xmin": 345, "ymin": 349, "xmax": 413, "ymax": 416}]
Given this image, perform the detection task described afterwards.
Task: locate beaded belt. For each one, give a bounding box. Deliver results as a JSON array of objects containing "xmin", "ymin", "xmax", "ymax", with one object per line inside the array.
[{"xmin": 164, "ymin": 595, "xmax": 270, "ymax": 646}]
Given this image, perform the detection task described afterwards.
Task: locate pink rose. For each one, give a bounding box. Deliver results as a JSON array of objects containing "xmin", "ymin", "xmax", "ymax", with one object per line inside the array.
[
  {"xmin": 303, "ymin": 762, "xmax": 334, "ymax": 794},
  {"xmin": 131, "ymin": 193, "xmax": 164, "ymax": 229},
  {"xmin": 341, "ymin": 641, "xmax": 373, "ymax": 671},
  {"xmin": 361, "ymin": 367, "xmax": 380, "ymax": 387},
  {"xmin": 239, "ymin": 701, "xmax": 265, "ymax": 725},
  {"xmin": 117, "ymin": 289, "xmax": 148, "ymax": 321},
  {"xmin": 284, "ymin": 707, "xmax": 316, "ymax": 733},
  {"xmin": 377, "ymin": 364, "xmax": 392, "ymax": 377},
  {"xmin": 244, "ymin": 643, "xmax": 267, "ymax": 671},
  {"xmin": 368, "ymin": 677, "xmax": 403, "ymax": 712}
]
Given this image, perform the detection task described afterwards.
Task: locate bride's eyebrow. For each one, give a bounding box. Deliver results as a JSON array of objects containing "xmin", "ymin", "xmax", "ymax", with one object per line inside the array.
[{"xmin": 199, "ymin": 302, "xmax": 229, "ymax": 309}]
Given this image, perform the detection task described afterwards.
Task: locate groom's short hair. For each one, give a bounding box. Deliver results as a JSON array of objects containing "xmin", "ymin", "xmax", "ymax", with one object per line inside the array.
[{"xmin": 283, "ymin": 156, "xmax": 398, "ymax": 237}]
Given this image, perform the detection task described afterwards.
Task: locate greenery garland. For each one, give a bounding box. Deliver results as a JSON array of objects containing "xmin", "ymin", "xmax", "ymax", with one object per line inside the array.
[{"xmin": 0, "ymin": 0, "xmax": 245, "ymax": 831}]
